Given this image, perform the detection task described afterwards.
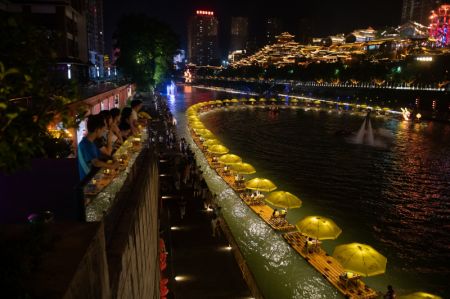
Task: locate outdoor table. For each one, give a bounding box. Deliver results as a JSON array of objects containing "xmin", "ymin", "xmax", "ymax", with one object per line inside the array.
[
  {"xmin": 340, "ymin": 272, "xmax": 361, "ymax": 288},
  {"xmin": 307, "ymin": 239, "xmax": 322, "ymax": 253},
  {"xmin": 84, "ymin": 129, "xmax": 148, "ymax": 221}
]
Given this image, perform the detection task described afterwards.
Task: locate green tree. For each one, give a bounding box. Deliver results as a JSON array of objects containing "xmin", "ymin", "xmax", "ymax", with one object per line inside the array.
[
  {"xmin": 114, "ymin": 14, "xmax": 179, "ymax": 90},
  {"xmin": 0, "ymin": 14, "xmax": 77, "ymax": 173}
]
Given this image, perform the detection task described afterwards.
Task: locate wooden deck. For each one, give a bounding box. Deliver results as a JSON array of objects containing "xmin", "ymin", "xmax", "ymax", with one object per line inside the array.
[
  {"xmin": 193, "ymin": 136, "xmax": 296, "ymax": 232},
  {"xmin": 239, "ymin": 195, "xmax": 296, "ymax": 231},
  {"xmin": 283, "ymin": 232, "xmax": 378, "ymax": 299}
]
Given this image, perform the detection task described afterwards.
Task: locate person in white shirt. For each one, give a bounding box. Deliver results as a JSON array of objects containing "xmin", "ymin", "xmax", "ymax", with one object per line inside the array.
[{"xmin": 130, "ymin": 99, "xmax": 143, "ymax": 134}]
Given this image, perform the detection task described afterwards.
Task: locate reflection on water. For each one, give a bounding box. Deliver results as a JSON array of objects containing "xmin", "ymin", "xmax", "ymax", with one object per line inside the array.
[{"xmin": 170, "ymin": 86, "xmax": 450, "ymax": 298}]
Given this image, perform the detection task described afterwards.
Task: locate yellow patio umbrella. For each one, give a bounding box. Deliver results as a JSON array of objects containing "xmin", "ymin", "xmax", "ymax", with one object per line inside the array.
[
  {"xmin": 218, "ymin": 154, "xmax": 242, "ymax": 165},
  {"xmin": 332, "ymin": 243, "xmax": 387, "ymax": 277},
  {"xmin": 290, "ymin": 98, "xmax": 299, "ymax": 103},
  {"xmin": 382, "ymin": 107, "xmax": 390, "ymax": 111},
  {"xmin": 194, "ymin": 128, "xmax": 207, "ymax": 135},
  {"xmin": 223, "ymin": 99, "xmax": 230, "ymax": 103},
  {"xmin": 398, "ymin": 292, "xmax": 442, "ymax": 299},
  {"xmin": 188, "ymin": 115, "xmax": 202, "ymax": 124},
  {"xmin": 269, "ymin": 98, "xmax": 276, "ymax": 102},
  {"xmin": 314, "ymin": 100, "xmax": 322, "ymax": 105},
  {"xmin": 240, "ymin": 98, "xmax": 248, "ymax": 102},
  {"xmin": 188, "ymin": 116, "xmax": 200, "ymax": 122},
  {"xmin": 201, "ymin": 131, "xmax": 216, "ymax": 139},
  {"xmin": 249, "ymin": 98, "xmax": 256, "ymax": 102},
  {"xmin": 198, "ymin": 129, "xmax": 212, "ymax": 135},
  {"xmin": 215, "ymin": 100, "xmax": 223, "ymax": 104},
  {"xmin": 193, "ymin": 128, "xmax": 205, "ymax": 135},
  {"xmin": 203, "ymin": 139, "xmax": 222, "ymax": 147},
  {"xmin": 207, "ymin": 144, "xmax": 229, "ymax": 155},
  {"xmin": 360, "ymin": 104, "xmax": 368, "ymax": 109},
  {"xmin": 259, "ymin": 98, "xmax": 266, "ymax": 102},
  {"xmin": 265, "ymin": 191, "xmax": 302, "ymax": 209},
  {"xmin": 230, "ymin": 162, "xmax": 256, "ymax": 174},
  {"xmin": 231, "ymin": 99, "xmax": 239, "ymax": 103},
  {"xmin": 295, "ymin": 216, "xmax": 342, "ymax": 240},
  {"xmin": 245, "ymin": 178, "xmax": 277, "ymax": 192},
  {"xmin": 190, "ymin": 122, "xmax": 205, "ymax": 129},
  {"xmin": 207, "ymin": 100, "xmax": 216, "ymax": 105}
]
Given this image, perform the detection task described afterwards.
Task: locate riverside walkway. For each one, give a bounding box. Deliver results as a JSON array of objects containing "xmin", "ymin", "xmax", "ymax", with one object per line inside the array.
[{"xmin": 151, "ymin": 95, "xmax": 252, "ymax": 299}]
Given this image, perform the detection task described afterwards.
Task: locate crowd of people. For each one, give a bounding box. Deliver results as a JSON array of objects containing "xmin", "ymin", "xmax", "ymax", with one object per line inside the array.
[
  {"xmin": 77, "ymin": 99, "xmax": 144, "ymax": 181},
  {"xmin": 155, "ymin": 97, "xmax": 223, "ymax": 238}
]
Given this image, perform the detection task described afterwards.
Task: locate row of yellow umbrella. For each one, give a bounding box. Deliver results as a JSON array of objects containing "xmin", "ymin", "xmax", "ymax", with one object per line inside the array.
[
  {"xmin": 188, "ymin": 101, "xmax": 388, "ymax": 278},
  {"xmin": 185, "ymin": 101, "xmax": 440, "ymax": 298},
  {"xmin": 187, "ymin": 101, "xmax": 386, "ymax": 278}
]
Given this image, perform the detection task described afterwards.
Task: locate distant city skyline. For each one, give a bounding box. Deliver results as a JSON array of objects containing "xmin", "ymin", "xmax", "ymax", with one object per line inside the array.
[
  {"xmin": 103, "ymin": 0, "xmax": 447, "ymax": 60},
  {"xmin": 104, "ymin": 0, "xmax": 410, "ymax": 56}
]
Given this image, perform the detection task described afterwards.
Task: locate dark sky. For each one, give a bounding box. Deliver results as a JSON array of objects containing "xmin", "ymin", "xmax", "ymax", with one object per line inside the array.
[{"xmin": 104, "ymin": 0, "xmax": 403, "ymax": 57}]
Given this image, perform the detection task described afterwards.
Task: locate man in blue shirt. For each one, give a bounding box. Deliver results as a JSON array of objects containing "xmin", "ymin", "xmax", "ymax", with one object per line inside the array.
[{"xmin": 78, "ymin": 114, "xmax": 119, "ymax": 180}]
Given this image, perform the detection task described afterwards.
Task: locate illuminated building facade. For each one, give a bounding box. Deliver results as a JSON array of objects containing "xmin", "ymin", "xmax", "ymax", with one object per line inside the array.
[
  {"xmin": 429, "ymin": 4, "xmax": 450, "ymax": 46},
  {"xmin": 230, "ymin": 17, "xmax": 248, "ymax": 52},
  {"xmin": 401, "ymin": 0, "xmax": 442, "ymax": 25},
  {"xmin": 86, "ymin": 0, "xmax": 105, "ymax": 79},
  {"xmin": 188, "ymin": 10, "xmax": 219, "ymax": 66},
  {"xmin": 1, "ymin": 0, "xmax": 89, "ymax": 81}
]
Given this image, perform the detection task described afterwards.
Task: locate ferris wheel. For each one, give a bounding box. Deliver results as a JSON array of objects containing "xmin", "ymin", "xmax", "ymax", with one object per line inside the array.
[{"xmin": 429, "ymin": 4, "xmax": 450, "ymax": 47}]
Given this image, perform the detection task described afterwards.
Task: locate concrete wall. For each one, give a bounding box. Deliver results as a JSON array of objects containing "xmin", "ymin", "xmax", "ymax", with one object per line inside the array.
[
  {"xmin": 16, "ymin": 150, "xmax": 160, "ymax": 298},
  {"xmin": 107, "ymin": 154, "xmax": 160, "ymax": 299}
]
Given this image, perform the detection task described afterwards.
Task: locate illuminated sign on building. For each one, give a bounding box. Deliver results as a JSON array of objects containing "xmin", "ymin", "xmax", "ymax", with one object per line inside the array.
[
  {"xmin": 416, "ymin": 56, "xmax": 433, "ymax": 62},
  {"xmin": 196, "ymin": 10, "xmax": 214, "ymax": 16}
]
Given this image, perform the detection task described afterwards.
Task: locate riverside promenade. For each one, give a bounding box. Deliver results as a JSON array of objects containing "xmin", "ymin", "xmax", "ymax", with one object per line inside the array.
[{"xmin": 149, "ymin": 94, "xmax": 252, "ymax": 299}]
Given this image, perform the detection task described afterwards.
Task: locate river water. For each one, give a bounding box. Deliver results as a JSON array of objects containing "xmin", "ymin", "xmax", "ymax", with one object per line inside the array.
[{"xmin": 168, "ymin": 85, "xmax": 450, "ymax": 298}]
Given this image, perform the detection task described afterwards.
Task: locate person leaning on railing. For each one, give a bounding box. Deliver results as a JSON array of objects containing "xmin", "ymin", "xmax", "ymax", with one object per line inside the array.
[
  {"xmin": 119, "ymin": 107, "xmax": 133, "ymax": 139},
  {"xmin": 96, "ymin": 110, "xmax": 115, "ymax": 159},
  {"xmin": 109, "ymin": 108, "xmax": 124, "ymax": 145},
  {"xmin": 77, "ymin": 114, "xmax": 119, "ymax": 181},
  {"xmin": 130, "ymin": 99, "xmax": 143, "ymax": 135}
]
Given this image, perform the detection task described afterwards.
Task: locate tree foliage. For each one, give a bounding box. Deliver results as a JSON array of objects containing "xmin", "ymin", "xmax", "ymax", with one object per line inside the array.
[
  {"xmin": 114, "ymin": 14, "xmax": 179, "ymax": 90},
  {"xmin": 0, "ymin": 13, "xmax": 77, "ymax": 174}
]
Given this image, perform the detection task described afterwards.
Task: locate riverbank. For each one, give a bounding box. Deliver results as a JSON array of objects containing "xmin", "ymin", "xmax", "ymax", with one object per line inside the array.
[{"xmin": 191, "ymin": 79, "xmax": 450, "ymax": 123}]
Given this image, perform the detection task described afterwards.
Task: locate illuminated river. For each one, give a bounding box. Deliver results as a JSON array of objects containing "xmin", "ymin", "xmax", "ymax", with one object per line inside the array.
[{"xmin": 168, "ymin": 85, "xmax": 450, "ymax": 298}]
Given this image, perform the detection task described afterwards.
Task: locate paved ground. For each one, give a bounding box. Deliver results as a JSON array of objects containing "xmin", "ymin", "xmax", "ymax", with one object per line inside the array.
[
  {"xmin": 149, "ymin": 95, "xmax": 252, "ymax": 299},
  {"xmin": 160, "ymin": 185, "xmax": 252, "ymax": 299}
]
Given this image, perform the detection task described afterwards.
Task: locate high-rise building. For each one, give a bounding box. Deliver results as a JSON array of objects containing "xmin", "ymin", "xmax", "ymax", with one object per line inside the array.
[
  {"xmin": 85, "ymin": 0, "xmax": 105, "ymax": 78},
  {"xmin": 401, "ymin": 0, "xmax": 442, "ymax": 25},
  {"xmin": 230, "ymin": 17, "xmax": 248, "ymax": 52},
  {"xmin": 266, "ymin": 18, "xmax": 283, "ymax": 44},
  {"xmin": 1, "ymin": 0, "xmax": 92, "ymax": 81},
  {"xmin": 188, "ymin": 10, "xmax": 219, "ymax": 66},
  {"xmin": 1, "ymin": 0, "xmax": 88, "ymax": 63}
]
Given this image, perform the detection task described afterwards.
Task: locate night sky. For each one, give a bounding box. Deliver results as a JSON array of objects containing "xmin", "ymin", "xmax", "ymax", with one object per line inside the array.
[{"xmin": 104, "ymin": 0, "xmax": 403, "ymax": 57}]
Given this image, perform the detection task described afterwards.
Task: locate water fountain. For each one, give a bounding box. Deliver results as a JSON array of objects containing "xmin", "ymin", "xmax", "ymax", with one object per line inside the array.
[
  {"xmin": 350, "ymin": 111, "xmax": 396, "ymax": 148},
  {"xmin": 353, "ymin": 111, "xmax": 375, "ymax": 145}
]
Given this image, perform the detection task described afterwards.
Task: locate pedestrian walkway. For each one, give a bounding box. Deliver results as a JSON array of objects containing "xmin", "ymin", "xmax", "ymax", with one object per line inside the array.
[
  {"xmin": 146, "ymin": 93, "xmax": 252, "ymax": 299},
  {"xmin": 162, "ymin": 187, "xmax": 251, "ymax": 299}
]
